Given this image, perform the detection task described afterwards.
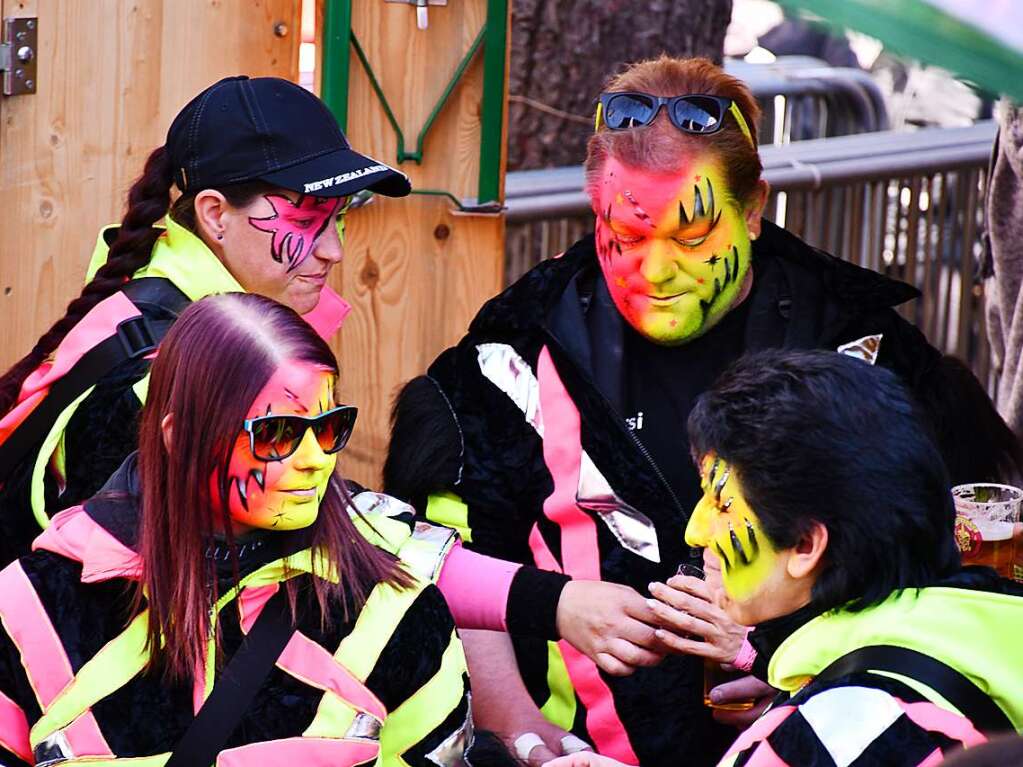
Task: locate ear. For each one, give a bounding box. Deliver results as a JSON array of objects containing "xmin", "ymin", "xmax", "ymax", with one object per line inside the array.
[
  {"xmin": 743, "ymin": 179, "xmax": 771, "ymax": 240},
  {"xmin": 161, "ymin": 413, "xmax": 174, "ymax": 452},
  {"xmin": 785, "ymin": 521, "xmax": 828, "ymax": 580},
  {"xmin": 192, "ymin": 190, "xmax": 229, "ymax": 246}
]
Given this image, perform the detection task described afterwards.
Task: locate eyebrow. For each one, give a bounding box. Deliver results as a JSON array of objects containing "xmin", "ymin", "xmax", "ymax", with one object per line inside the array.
[{"xmin": 679, "ymin": 177, "xmax": 723, "ymax": 231}]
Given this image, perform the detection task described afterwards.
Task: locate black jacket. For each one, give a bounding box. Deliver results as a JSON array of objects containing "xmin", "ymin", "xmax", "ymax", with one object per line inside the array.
[{"xmin": 387, "ymin": 221, "xmax": 978, "ymax": 767}]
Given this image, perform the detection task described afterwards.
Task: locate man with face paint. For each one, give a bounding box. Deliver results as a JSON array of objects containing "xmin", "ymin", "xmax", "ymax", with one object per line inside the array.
[{"xmin": 388, "ymin": 56, "xmax": 1019, "ymax": 766}]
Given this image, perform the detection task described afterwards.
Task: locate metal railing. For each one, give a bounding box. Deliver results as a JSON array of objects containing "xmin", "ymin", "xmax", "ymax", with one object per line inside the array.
[
  {"xmin": 726, "ymin": 58, "xmax": 890, "ymax": 143},
  {"xmin": 505, "ymin": 121, "xmax": 998, "ymax": 389}
]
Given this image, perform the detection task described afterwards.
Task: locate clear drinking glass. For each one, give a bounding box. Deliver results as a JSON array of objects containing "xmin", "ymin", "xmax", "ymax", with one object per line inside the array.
[
  {"xmin": 675, "ymin": 562, "xmax": 755, "ymax": 711},
  {"xmin": 951, "ymin": 483, "xmax": 1022, "ymax": 579}
]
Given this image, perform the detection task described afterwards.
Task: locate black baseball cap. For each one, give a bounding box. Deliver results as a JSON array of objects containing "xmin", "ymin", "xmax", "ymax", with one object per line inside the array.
[{"xmin": 166, "ymin": 75, "xmax": 410, "ymax": 198}]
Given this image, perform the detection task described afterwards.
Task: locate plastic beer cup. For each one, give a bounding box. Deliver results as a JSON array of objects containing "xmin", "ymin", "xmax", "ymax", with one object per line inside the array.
[
  {"xmin": 675, "ymin": 563, "xmax": 755, "ymax": 711},
  {"xmin": 951, "ymin": 483, "xmax": 1022, "ymax": 578}
]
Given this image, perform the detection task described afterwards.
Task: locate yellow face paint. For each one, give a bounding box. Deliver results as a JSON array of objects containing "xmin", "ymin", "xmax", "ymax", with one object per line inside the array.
[
  {"xmin": 685, "ymin": 454, "xmax": 778, "ymax": 602},
  {"xmin": 591, "ymin": 157, "xmax": 754, "ymax": 345}
]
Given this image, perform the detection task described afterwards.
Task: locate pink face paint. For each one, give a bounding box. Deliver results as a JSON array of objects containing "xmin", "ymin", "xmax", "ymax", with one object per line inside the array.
[
  {"xmin": 589, "ymin": 157, "xmax": 754, "ymax": 344},
  {"xmin": 216, "ymin": 362, "xmax": 338, "ymax": 533},
  {"xmin": 248, "ymin": 195, "xmax": 343, "ymax": 272}
]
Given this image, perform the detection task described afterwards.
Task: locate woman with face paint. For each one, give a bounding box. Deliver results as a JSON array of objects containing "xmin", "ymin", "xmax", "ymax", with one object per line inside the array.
[
  {"xmin": 387, "ymin": 56, "xmax": 1020, "ymax": 767},
  {"xmin": 0, "ymin": 293, "xmax": 479, "ymax": 766}
]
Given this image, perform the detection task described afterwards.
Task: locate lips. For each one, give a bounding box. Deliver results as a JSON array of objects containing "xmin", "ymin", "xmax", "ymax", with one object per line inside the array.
[
  {"xmin": 296, "ymin": 271, "xmax": 328, "ymax": 285},
  {"xmin": 647, "ymin": 291, "xmax": 687, "ymax": 305},
  {"xmin": 281, "ymin": 487, "xmax": 317, "ymax": 496}
]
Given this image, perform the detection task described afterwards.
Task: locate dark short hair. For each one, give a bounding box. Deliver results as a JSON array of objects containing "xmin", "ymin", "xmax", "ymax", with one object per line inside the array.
[{"xmin": 688, "ymin": 349, "xmax": 961, "ymax": 613}]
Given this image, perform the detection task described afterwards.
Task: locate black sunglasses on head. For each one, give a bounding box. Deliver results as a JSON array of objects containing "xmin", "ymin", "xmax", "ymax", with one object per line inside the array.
[
  {"xmin": 243, "ymin": 405, "xmax": 358, "ymax": 462},
  {"xmin": 596, "ymin": 91, "xmax": 754, "ymax": 148}
]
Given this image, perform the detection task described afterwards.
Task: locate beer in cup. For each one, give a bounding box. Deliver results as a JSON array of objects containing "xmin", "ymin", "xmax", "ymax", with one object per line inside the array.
[{"xmin": 951, "ymin": 483, "xmax": 1022, "ymax": 578}]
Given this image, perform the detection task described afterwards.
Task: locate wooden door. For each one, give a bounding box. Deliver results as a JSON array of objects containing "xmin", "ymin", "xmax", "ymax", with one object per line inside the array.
[
  {"xmin": 333, "ymin": 0, "xmax": 509, "ymax": 487},
  {"xmin": 0, "ymin": 0, "xmax": 300, "ymax": 370}
]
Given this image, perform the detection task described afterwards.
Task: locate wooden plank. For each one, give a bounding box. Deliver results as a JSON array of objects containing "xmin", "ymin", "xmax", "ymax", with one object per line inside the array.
[
  {"xmin": 333, "ymin": 0, "xmax": 507, "ymax": 487},
  {"xmin": 0, "ymin": 0, "xmax": 300, "ymax": 371}
]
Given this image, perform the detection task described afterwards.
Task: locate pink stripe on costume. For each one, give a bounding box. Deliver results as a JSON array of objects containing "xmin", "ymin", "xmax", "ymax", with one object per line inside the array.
[
  {"xmin": 722, "ymin": 705, "xmax": 796, "ymax": 758},
  {"xmin": 0, "ymin": 689, "xmax": 30, "ymax": 763},
  {"xmin": 741, "ymin": 739, "xmax": 791, "ymax": 767},
  {"xmin": 918, "ymin": 748, "xmax": 945, "ymax": 766},
  {"xmin": 33, "ymin": 506, "xmax": 142, "ymax": 583},
  {"xmin": 216, "ymin": 736, "xmax": 379, "ymax": 767},
  {"xmin": 302, "ymin": 287, "xmax": 351, "ymax": 340},
  {"xmin": 897, "ymin": 699, "xmax": 987, "ymax": 748},
  {"xmin": 0, "ymin": 292, "xmax": 140, "ymax": 442},
  {"xmin": 0, "ymin": 561, "xmax": 113, "ymax": 757},
  {"xmin": 239, "ymin": 584, "xmax": 280, "ymax": 635},
  {"xmin": 436, "ymin": 542, "xmax": 518, "ymax": 631},
  {"xmin": 530, "ymin": 347, "xmax": 638, "ymax": 765},
  {"xmin": 63, "ymin": 711, "xmax": 114, "ymax": 758},
  {"xmin": 535, "ymin": 348, "xmax": 599, "ymax": 580},
  {"xmin": 276, "ymin": 632, "xmax": 386, "ymax": 720},
  {"xmin": 0, "ymin": 562, "xmax": 75, "ymax": 707}
]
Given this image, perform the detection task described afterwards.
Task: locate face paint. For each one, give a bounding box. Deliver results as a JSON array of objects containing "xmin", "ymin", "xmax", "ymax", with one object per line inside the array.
[
  {"xmin": 218, "ymin": 362, "xmax": 339, "ymax": 532},
  {"xmin": 248, "ymin": 194, "xmax": 343, "ymax": 272},
  {"xmin": 591, "ymin": 157, "xmax": 754, "ymax": 344},
  {"xmin": 684, "ymin": 454, "xmax": 778, "ymax": 603}
]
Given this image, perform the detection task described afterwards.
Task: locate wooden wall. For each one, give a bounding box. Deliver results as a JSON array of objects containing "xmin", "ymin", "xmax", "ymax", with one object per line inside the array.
[
  {"xmin": 329, "ymin": 1, "xmax": 508, "ymax": 487},
  {"xmin": 0, "ymin": 0, "xmax": 300, "ymax": 370},
  {"xmin": 0, "ymin": 0, "xmax": 508, "ymax": 490}
]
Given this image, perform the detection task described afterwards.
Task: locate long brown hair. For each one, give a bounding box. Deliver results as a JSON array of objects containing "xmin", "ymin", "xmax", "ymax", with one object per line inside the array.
[
  {"xmin": 135, "ymin": 292, "xmax": 410, "ymax": 682},
  {"xmin": 585, "ymin": 56, "xmax": 764, "ymax": 207}
]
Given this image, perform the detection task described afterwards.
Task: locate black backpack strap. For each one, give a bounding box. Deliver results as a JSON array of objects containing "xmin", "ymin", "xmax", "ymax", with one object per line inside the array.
[
  {"xmin": 0, "ymin": 278, "xmax": 187, "ymax": 484},
  {"xmin": 165, "ymin": 588, "xmax": 294, "ymax": 767},
  {"xmin": 120, "ymin": 277, "xmax": 191, "ymax": 316},
  {"xmin": 0, "ymin": 316, "xmax": 172, "ymax": 483},
  {"xmin": 815, "ymin": 644, "xmax": 1013, "ymax": 734}
]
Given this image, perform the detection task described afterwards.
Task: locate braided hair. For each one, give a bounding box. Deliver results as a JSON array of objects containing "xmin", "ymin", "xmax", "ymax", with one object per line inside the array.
[{"xmin": 0, "ymin": 146, "xmax": 174, "ymax": 416}]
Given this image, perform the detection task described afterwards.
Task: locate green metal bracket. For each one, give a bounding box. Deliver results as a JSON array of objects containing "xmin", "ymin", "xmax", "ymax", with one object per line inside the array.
[
  {"xmin": 321, "ymin": 1, "xmax": 353, "ymax": 133},
  {"xmin": 320, "ymin": 0, "xmax": 509, "ymax": 206},
  {"xmin": 477, "ymin": 0, "xmax": 508, "ymax": 205}
]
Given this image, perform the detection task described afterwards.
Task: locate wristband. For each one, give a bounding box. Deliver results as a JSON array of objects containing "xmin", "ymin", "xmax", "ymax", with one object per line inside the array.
[
  {"xmin": 733, "ymin": 635, "xmax": 757, "ymax": 672},
  {"xmin": 506, "ymin": 566, "xmax": 571, "ymax": 639}
]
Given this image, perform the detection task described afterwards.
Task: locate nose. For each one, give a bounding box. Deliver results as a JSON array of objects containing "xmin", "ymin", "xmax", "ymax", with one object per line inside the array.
[
  {"xmin": 639, "ymin": 240, "xmax": 677, "ymax": 285},
  {"xmin": 312, "ymin": 221, "xmax": 344, "ymax": 268},
  {"xmin": 289, "ymin": 427, "xmax": 330, "ymax": 471},
  {"xmin": 684, "ymin": 498, "xmax": 715, "ymax": 548}
]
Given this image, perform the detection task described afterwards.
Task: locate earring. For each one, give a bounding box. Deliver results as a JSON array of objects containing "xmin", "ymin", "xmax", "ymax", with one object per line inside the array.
[{"xmin": 216, "ymin": 232, "xmax": 224, "ymax": 241}]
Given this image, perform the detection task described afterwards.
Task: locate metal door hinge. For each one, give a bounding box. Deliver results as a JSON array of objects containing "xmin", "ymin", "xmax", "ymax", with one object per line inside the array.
[{"xmin": 0, "ymin": 17, "xmax": 37, "ymax": 96}]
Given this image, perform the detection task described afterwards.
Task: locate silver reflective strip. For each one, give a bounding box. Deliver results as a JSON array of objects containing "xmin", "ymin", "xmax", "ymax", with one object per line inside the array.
[
  {"xmin": 351, "ymin": 491, "xmax": 416, "ymax": 520},
  {"xmin": 401, "ymin": 522, "xmax": 459, "ymax": 582},
  {"xmin": 476, "ymin": 343, "xmax": 544, "ymax": 437},
  {"xmin": 427, "ymin": 694, "xmax": 475, "ymax": 767},
  {"xmin": 344, "ymin": 711, "xmax": 383, "ymax": 741},
  {"xmin": 837, "ymin": 334, "xmax": 883, "ymax": 365},
  {"xmin": 576, "ymin": 451, "xmax": 661, "ymax": 563},
  {"xmin": 476, "ymin": 343, "xmax": 661, "ymax": 563},
  {"xmin": 34, "ymin": 729, "xmax": 73, "ymax": 767}
]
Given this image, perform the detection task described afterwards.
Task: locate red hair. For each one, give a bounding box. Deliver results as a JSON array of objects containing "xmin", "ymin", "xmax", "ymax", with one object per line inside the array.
[
  {"xmin": 585, "ymin": 56, "xmax": 764, "ymax": 206},
  {"xmin": 135, "ymin": 293, "xmax": 410, "ymax": 682}
]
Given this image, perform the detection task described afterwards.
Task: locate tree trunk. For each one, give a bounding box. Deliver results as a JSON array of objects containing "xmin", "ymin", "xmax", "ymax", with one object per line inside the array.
[{"xmin": 508, "ymin": 0, "xmax": 734, "ymax": 170}]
